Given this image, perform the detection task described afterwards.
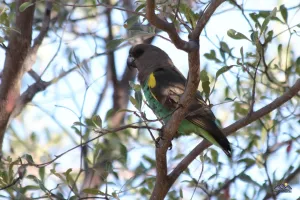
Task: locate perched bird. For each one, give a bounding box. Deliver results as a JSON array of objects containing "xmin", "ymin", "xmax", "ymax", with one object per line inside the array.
[{"xmin": 127, "ymin": 44, "xmax": 232, "ymax": 157}]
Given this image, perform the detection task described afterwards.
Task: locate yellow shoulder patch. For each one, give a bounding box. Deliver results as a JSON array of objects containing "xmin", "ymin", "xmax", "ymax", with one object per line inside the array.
[
  {"xmin": 148, "ymin": 73, "xmax": 156, "ymax": 88},
  {"xmin": 147, "ymin": 73, "xmax": 158, "ymax": 100}
]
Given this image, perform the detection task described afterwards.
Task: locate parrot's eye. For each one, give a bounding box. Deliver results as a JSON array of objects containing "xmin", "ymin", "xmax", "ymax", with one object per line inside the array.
[{"xmin": 133, "ymin": 48, "xmax": 144, "ymax": 58}]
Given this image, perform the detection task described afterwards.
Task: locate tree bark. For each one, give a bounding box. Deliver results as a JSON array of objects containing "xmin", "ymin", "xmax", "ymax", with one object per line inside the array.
[{"xmin": 0, "ymin": 0, "xmax": 36, "ymax": 150}]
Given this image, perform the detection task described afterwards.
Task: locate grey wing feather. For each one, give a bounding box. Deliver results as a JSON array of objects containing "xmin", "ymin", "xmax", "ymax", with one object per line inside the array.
[{"xmin": 150, "ymin": 67, "xmax": 216, "ymax": 122}]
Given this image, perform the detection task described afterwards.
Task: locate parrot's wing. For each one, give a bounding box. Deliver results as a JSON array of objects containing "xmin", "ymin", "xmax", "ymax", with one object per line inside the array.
[
  {"xmin": 148, "ymin": 66, "xmax": 186, "ymax": 110},
  {"xmin": 149, "ymin": 67, "xmax": 216, "ymax": 122},
  {"xmin": 149, "ymin": 67, "xmax": 231, "ymax": 157}
]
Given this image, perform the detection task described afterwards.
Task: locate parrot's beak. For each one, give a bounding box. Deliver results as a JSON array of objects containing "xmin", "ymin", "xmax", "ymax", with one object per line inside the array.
[{"xmin": 127, "ymin": 55, "xmax": 136, "ymax": 69}]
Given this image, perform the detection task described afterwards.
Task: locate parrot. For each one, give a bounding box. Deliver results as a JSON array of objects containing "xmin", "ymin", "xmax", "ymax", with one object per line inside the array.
[{"xmin": 127, "ymin": 44, "xmax": 232, "ymax": 157}]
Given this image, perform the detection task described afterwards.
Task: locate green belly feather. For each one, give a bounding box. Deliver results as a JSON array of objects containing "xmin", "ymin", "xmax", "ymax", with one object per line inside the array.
[{"xmin": 142, "ymin": 84, "xmax": 221, "ymax": 147}]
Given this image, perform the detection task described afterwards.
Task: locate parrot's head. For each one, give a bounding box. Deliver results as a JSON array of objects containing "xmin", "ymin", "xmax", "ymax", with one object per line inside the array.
[{"xmin": 127, "ymin": 44, "xmax": 174, "ymax": 82}]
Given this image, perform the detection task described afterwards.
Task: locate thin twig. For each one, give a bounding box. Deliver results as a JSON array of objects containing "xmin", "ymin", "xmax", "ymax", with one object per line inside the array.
[
  {"xmin": 60, "ymin": 2, "xmax": 145, "ymax": 17},
  {"xmin": 248, "ymin": 54, "xmax": 261, "ymax": 115}
]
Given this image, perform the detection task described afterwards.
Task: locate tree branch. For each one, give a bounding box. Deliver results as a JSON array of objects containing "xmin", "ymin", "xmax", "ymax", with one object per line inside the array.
[
  {"xmin": 0, "ymin": 0, "xmax": 36, "ymax": 151},
  {"xmin": 9, "ymin": 67, "xmax": 77, "ymax": 120},
  {"xmin": 146, "ymin": 0, "xmax": 198, "ymax": 52},
  {"xmin": 60, "ymin": 2, "xmax": 145, "ymax": 17},
  {"xmin": 149, "ymin": 0, "xmax": 226, "ymax": 199}
]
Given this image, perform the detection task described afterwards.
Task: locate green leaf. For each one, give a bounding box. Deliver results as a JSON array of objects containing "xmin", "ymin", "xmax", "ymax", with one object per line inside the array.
[
  {"xmin": 119, "ymin": 143, "xmax": 128, "ymax": 164},
  {"xmin": 210, "ymin": 149, "xmax": 219, "ymax": 164},
  {"xmin": 129, "ymin": 81, "xmax": 141, "ymax": 91},
  {"xmin": 179, "ymin": 3, "xmax": 198, "ymax": 29},
  {"xmin": 69, "ymin": 196, "xmax": 77, "ymax": 200},
  {"xmin": 0, "ymin": 7, "xmax": 9, "ymax": 16},
  {"xmin": 224, "ymin": 97, "xmax": 234, "ymax": 101},
  {"xmin": 202, "ymin": 83, "xmax": 210, "ymax": 100},
  {"xmin": 204, "ymin": 50, "xmax": 222, "ymax": 63},
  {"xmin": 140, "ymin": 187, "xmax": 151, "ymax": 195},
  {"xmin": 124, "ymin": 15, "xmax": 139, "ymax": 29},
  {"xmin": 265, "ymin": 30, "xmax": 273, "ymax": 44},
  {"xmin": 92, "ymin": 115, "xmax": 102, "ymax": 128},
  {"xmin": 112, "ymin": 192, "xmax": 120, "ymax": 200},
  {"xmin": 19, "ymin": 2, "xmax": 34, "ymax": 12},
  {"xmin": 143, "ymin": 155, "xmax": 155, "ymax": 166},
  {"xmin": 129, "ymin": 96, "xmax": 138, "ymax": 109},
  {"xmin": 135, "ymin": 3, "xmax": 145, "ymax": 12},
  {"xmin": 0, "ymin": 171, "xmax": 8, "ymax": 183},
  {"xmin": 238, "ymin": 158, "xmax": 255, "ymax": 166},
  {"xmin": 220, "ymin": 41, "xmax": 231, "ymax": 54},
  {"xmin": 73, "ymin": 121, "xmax": 85, "ymax": 126},
  {"xmin": 50, "ymin": 169, "xmax": 65, "ymax": 181},
  {"xmin": 258, "ymin": 11, "xmax": 271, "ymax": 18},
  {"xmin": 174, "ymin": 153, "xmax": 185, "ymax": 160},
  {"xmin": 280, "ymin": 5, "xmax": 288, "ymax": 23},
  {"xmin": 236, "ymin": 77, "xmax": 241, "ymax": 95},
  {"xmin": 259, "ymin": 128, "xmax": 267, "ymax": 149},
  {"xmin": 39, "ymin": 167, "xmax": 45, "ymax": 182},
  {"xmin": 117, "ymin": 108, "xmax": 135, "ymax": 113},
  {"xmin": 27, "ymin": 175, "xmax": 48, "ymax": 192},
  {"xmin": 255, "ymin": 154, "xmax": 264, "ymax": 168},
  {"xmin": 82, "ymin": 188, "xmax": 105, "ymax": 195},
  {"xmin": 106, "ymin": 39, "xmax": 125, "ymax": 50},
  {"xmin": 296, "ymin": 57, "xmax": 300, "ymax": 75},
  {"xmin": 105, "ymin": 108, "xmax": 115, "ymax": 120},
  {"xmin": 239, "ymin": 173, "xmax": 261, "ymax": 187},
  {"xmin": 249, "ymin": 13, "xmax": 260, "ymax": 26},
  {"xmin": 64, "ymin": 169, "xmax": 77, "ymax": 193},
  {"xmin": 215, "ymin": 65, "xmax": 234, "ymax": 80},
  {"xmin": 27, "ymin": 175, "xmax": 39, "ymax": 183},
  {"xmin": 200, "ymin": 70, "xmax": 210, "ymax": 99},
  {"xmin": 227, "ymin": 29, "xmax": 250, "ymax": 41},
  {"xmin": 180, "ymin": 188, "xmax": 183, "ymax": 198},
  {"xmin": 250, "ymin": 31, "xmax": 259, "ymax": 43},
  {"xmin": 261, "ymin": 7, "xmax": 277, "ymax": 34},
  {"xmin": 23, "ymin": 154, "xmax": 34, "ymax": 164},
  {"xmin": 20, "ymin": 185, "xmax": 40, "ymax": 193},
  {"xmin": 134, "ymin": 90, "xmax": 143, "ymax": 110}
]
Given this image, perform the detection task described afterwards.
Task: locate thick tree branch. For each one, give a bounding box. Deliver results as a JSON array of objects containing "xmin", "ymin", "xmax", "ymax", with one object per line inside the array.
[
  {"xmin": 146, "ymin": 0, "xmax": 195, "ymax": 51},
  {"xmin": 32, "ymin": 1, "xmax": 52, "ymax": 50},
  {"xmin": 23, "ymin": 1, "xmax": 53, "ymax": 73},
  {"xmin": 149, "ymin": 0, "xmax": 226, "ymax": 199},
  {"xmin": 146, "ymin": 0, "xmax": 225, "ymax": 52},
  {"xmin": 0, "ymin": 0, "xmax": 36, "ymax": 150},
  {"xmin": 169, "ymin": 79, "xmax": 300, "ymax": 184}
]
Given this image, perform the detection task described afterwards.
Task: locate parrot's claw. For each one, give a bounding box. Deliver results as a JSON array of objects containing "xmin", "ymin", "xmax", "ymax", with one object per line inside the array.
[
  {"xmin": 155, "ymin": 135, "xmax": 164, "ymax": 148},
  {"xmin": 168, "ymin": 142, "xmax": 173, "ymax": 150},
  {"xmin": 155, "ymin": 137, "xmax": 161, "ymax": 148},
  {"xmin": 154, "ymin": 127, "xmax": 174, "ymax": 150},
  {"xmin": 155, "ymin": 136, "xmax": 173, "ymax": 150}
]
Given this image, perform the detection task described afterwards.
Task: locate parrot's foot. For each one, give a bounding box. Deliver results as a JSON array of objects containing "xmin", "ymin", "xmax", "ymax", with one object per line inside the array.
[
  {"xmin": 168, "ymin": 142, "xmax": 173, "ymax": 150},
  {"xmin": 155, "ymin": 136, "xmax": 173, "ymax": 150},
  {"xmin": 155, "ymin": 136, "xmax": 162, "ymax": 148}
]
